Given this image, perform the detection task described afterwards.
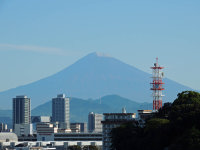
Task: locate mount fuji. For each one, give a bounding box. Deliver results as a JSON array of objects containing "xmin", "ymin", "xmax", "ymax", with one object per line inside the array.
[{"xmin": 0, "ymin": 52, "xmax": 192, "ymax": 109}]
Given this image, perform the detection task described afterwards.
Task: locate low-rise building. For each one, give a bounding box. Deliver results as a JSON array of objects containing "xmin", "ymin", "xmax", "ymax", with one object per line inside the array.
[
  {"xmin": 31, "ymin": 116, "xmax": 51, "ymax": 133},
  {"xmin": 36, "ymin": 123, "xmax": 58, "ymax": 141},
  {"xmin": 70, "ymin": 123, "xmax": 81, "ymax": 133},
  {"xmin": 137, "ymin": 110, "xmax": 154, "ymax": 127},
  {"xmin": 31, "ymin": 116, "xmax": 51, "ymax": 123},
  {"xmin": 70, "ymin": 123, "xmax": 87, "ymax": 133},
  {"xmin": 14, "ymin": 124, "xmax": 33, "ymax": 136},
  {"xmin": 137, "ymin": 110, "xmax": 153, "ymax": 120},
  {"xmin": 0, "ymin": 132, "xmax": 18, "ymax": 142},
  {"xmin": 54, "ymin": 132, "xmax": 102, "ymax": 141},
  {"xmin": 101, "ymin": 110, "xmax": 136, "ymax": 150},
  {"xmin": 18, "ymin": 132, "xmax": 102, "ymax": 142},
  {"xmin": 0, "ymin": 141, "xmax": 102, "ymax": 150},
  {"xmin": 88, "ymin": 112, "xmax": 103, "ymax": 133}
]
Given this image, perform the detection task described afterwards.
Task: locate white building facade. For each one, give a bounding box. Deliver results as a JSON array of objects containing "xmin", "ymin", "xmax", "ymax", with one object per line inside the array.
[
  {"xmin": 88, "ymin": 112, "xmax": 103, "ymax": 133},
  {"xmin": 36, "ymin": 123, "xmax": 58, "ymax": 141},
  {"xmin": 102, "ymin": 112, "xmax": 136, "ymax": 150},
  {"xmin": 14, "ymin": 124, "xmax": 33, "ymax": 136}
]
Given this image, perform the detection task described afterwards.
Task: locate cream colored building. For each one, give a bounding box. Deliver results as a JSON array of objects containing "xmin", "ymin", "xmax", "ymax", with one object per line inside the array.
[{"xmin": 36, "ymin": 123, "xmax": 58, "ymax": 141}]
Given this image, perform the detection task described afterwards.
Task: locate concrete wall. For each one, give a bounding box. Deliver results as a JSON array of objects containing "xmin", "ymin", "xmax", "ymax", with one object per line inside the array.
[
  {"xmin": 14, "ymin": 124, "xmax": 33, "ymax": 136},
  {"xmin": 37, "ymin": 133, "xmax": 54, "ymax": 141}
]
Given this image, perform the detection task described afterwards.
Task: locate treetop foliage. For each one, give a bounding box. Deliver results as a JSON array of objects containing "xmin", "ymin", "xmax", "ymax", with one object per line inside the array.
[
  {"xmin": 173, "ymin": 91, "xmax": 200, "ymax": 105},
  {"xmin": 111, "ymin": 91, "xmax": 200, "ymax": 150}
]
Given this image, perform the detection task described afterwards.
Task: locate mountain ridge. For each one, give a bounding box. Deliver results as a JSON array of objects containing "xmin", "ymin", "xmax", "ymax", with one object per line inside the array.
[
  {"xmin": 0, "ymin": 94, "xmax": 152, "ymax": 125},
  {"xmin": 0, "ymin": 52, "xmax": 192, "ymax": 109},
  {"xmin": 32, "ymin": 94, "xmax": 152, "ymax": 122}
]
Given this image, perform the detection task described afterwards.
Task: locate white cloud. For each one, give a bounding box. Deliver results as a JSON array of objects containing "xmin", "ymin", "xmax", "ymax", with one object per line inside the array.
[{"xmin": 0, "ymin": 43, "xmax": 66, "ymax": 55}]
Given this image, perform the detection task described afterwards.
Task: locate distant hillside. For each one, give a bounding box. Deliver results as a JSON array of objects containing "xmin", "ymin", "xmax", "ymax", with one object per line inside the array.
[
  {"xmin": 0, "ymin": 110, "xmax": 12, "ymax": 118},
  {"xmin": 0, "ymin": 52, "xmax": 192, "ymax": 109},
  {"xmin": 0, "ymin": 110, "xmax": 12, "ymax": 129},
  {"xmin": 32, "ymin": 95, "xmax": 152, "ymax": 122},
  {"xmin": 1, "ymin": 95, "xmax": 150, "ymax": 125}
]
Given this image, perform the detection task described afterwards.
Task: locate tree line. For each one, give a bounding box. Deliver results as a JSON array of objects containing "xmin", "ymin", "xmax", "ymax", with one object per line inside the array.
[{"xmin": 111, "ymin": 91, "xmax": 200, "ymax": 150}]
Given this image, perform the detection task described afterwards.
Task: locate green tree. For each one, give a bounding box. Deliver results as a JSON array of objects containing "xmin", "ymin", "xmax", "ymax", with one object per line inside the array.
[
  {"xmin": 111, "ymin": 122, "xmax": 144, "ymax": 150},
  {"xmin": 156, "ymin": 102, "xmax": 172, "ymax": 119},
  {"xmin": 68, "ymin": 145, "xmax": 82, "ymax": 150},
  {"xmin": 83, "ymin": 145, "xmax": 99, "ymax": 150},
  {"xmin": 110, "ymin": 91, "xmax": 200, "ymax": 150},
  {"xmin": 169, "ymin": 91, "xmax": 200, "ymax": 131}
]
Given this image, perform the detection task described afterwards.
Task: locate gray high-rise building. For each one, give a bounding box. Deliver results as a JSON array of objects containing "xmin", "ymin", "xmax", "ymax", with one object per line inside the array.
[
  {"xmin": 13, "ymin": 95, "xmax": 31, "ymax": 130},
  {"xmin": 52, "ymin": 94, "xmax": 70, "ymax": 129},
  {"xmin": 88, "ymin": 112, "xmax": 103, "ymax": 133}
]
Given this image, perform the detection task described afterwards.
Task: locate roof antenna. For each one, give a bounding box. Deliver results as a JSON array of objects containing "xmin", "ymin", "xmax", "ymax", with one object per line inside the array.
[{"xmin": 122, "ymin": 107, "xmax": 126, "ymax": 113}]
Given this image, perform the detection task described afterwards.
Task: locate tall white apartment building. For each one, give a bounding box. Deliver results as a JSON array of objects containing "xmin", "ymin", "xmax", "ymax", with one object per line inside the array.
[
  {"xmin": 52, "ymin": 94, "xmax": 70, "ymax": 129},
  {"xmin": 13, "ymin": 95, "xmax": 32, "ymax": 136},
  {"xmin": 13, "ymin": 95, "xmax": 31, "ymax": 129},
  {"xmin": 88, "ymin": 112, "xmax": 103, "ymax": 133}
]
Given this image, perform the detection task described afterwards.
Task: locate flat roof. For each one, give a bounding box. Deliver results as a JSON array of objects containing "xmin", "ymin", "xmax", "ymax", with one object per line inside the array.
[
  {"xmin": 103, "ymin": 113, "xmax": 136, "ymax": 115},
  {"xmin": 137, "ymin": 110, "xmax": 152, "ymax": 112}
]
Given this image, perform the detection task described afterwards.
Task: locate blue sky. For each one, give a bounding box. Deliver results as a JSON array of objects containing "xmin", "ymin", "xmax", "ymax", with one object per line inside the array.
[{"xmin": 0, "ymin": 0, "xmax": 200, "ymax": 91}]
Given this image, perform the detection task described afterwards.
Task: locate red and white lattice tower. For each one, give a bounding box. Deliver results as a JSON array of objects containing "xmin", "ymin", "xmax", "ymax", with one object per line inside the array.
[{"xmin": 151, "ymin": 58, "xmax": 164, "ymax": 111}]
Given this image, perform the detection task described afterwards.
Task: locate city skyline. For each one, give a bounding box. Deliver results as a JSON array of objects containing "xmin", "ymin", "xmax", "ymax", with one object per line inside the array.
[
  {"xmin": 0, "ymin": 1, "xmax": 199, "ymax": 149},
  {"xmin": 0, "ymin": 0, "xmax": 200, "ymax": 92}
]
